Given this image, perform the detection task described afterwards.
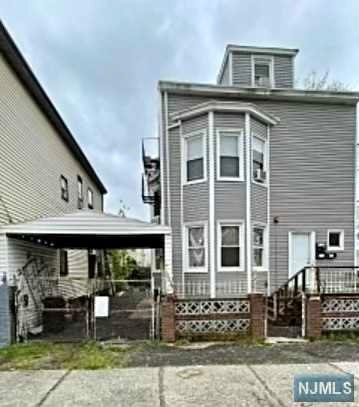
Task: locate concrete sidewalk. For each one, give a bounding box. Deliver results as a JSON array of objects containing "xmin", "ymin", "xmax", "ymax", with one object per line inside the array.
[{"xmin": 0, "ymin": 362, "xmax": 358, "ymax": 407}]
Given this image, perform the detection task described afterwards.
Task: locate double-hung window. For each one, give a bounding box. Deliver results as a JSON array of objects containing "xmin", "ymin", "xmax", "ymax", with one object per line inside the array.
[
  {"xmin": 77, "ymin": 176, "xmax": 84, "ymax": 209},
  {"xmin": 218, "ymin": 130, "xmax": 243, "ymax": 180},
  {"xmin": 253, "ymin": 226, "xmax": 266, "ymax": 270},
  {"xmin": 185, "ymin": 133, "xmax": 205, "ymax": 183},
  {"xmin": 60, "ymin": 175, "xmax": 69, "ymax": 202},
  {"xmin": 88, "ymin": 188, "xmax": 94, "ymax": 209},
  {"xmin": 186, "ymin": 224, "xmax": 206, "ymax": 272},
  {"xmin": 252, "ymin": 56, "xmax": 273, "ymax": 87},
  {"xmin": 252, "ymin": 135, "xmax": 267, "ymax": 183},
  {"xmin": 219, "ymin": 223, "xmax": 243, "ymax": 271}
]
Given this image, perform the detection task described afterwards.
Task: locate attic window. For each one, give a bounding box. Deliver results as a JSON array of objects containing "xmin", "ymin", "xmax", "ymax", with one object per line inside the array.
[
  {"xmin": 60, "ymin": 175, "xmax": 69, "ymax": 202},
  {"xmin": 253, "ymin": 57, "xmax": 273, "ymax": 87}
]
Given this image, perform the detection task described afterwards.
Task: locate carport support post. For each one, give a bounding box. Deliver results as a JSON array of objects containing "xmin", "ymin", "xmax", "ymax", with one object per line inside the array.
[{"xmin": 163, "ymin": 234, "xmax": 173, "ymax": 295}]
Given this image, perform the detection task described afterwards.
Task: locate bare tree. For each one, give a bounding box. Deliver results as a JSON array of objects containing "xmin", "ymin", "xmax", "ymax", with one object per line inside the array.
[{"xmin": 302, "ymin": 70, "xmax": 351, "ymax": 91}]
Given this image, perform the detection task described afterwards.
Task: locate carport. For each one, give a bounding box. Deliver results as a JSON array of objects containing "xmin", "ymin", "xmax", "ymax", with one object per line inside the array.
[{"xmin": 0, "ymin": 210, "xmax": 172, "ymax": 342}]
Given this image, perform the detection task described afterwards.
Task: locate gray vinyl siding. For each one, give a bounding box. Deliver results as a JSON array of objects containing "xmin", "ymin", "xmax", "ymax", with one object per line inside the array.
[
  {"xmin": 164, "ymin": 90, "xmax": 355, "ymax": 296},
  {"xmin": 255, "ymin": 100, "xmax": 356, "ymax": 291},
  {"xmin": 231, "ymin": 51, "xmax": 294, "ymax": 88},
  {"xmin": 168, "ymin": 126, "xmax": 182, "ymax": 285},
  {"xmin": 274, "ymin": 56, "xmax": 294, "ymax": 88},
  {"xmin": 0, "ymin": 54, "xmax": 103, "ymax": 225},
  {"xmin": 251, "ymin": 117, "xmax": 268, "ymax": 225},
  {"xmin": 232, "ymin": 52, "xmax": 251, "ymax": 87},
  {"xmin": 67, "ymin": 250, "xmax": 89, "ymax": 278},
  {"xmin": 218, "ymin": 56, "xmax": 230, "ymax": 85},
  {"xmin": 214, "ymin": 113, "xmax": 247, "ymax": 291}
]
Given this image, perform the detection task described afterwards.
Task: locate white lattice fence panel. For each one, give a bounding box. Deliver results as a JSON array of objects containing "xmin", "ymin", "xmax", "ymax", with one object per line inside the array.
[
  {"xmin": 322, "ymin": 317, "xmax": 359, "ymax": 331},
  {"xmin": 175, "ymin": 300, "xmax": 250, "ymax": 316},
  {"xmin": 321, "ymin": 298, "xmax": 359, "ymax": 313},
  {"xmin": 176, "ymin": 319, "xmax": 250, "ymax": 334}
]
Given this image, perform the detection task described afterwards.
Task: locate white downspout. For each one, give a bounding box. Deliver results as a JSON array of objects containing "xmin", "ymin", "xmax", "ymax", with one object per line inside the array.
[{"xmin": 245, "ymin": 113, "xmax": 252, "ymax": 293}]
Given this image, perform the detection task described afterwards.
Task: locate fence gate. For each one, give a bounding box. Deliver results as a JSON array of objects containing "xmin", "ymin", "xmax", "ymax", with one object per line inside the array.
[{"xmin": 93, "ymin": 279, "xmax": 159, "ymax": 342}]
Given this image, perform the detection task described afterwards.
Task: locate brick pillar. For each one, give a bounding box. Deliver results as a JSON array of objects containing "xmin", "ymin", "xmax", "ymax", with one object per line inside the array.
[
  {"xmin": 306, "ymin": 295, "xmax": 321, "ymax": 338},
  {"xmin": 249, "ymin": 293, "xmax": 265, "ymax": 339},
  {"xmin": 161, "ymin": 295, "xmax": 176, "ymax": 342}
]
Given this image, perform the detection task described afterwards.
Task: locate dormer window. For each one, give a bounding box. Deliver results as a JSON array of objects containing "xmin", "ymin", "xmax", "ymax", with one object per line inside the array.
[{"xmin": 252, "ymin": 56, "xmax": 274, "ymax": 87}]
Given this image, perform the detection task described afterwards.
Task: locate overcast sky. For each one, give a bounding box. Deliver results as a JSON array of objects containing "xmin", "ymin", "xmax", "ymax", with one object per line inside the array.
[{"xmin": 2, "ymin": 1, "xmax": 359, "ymax": 219}]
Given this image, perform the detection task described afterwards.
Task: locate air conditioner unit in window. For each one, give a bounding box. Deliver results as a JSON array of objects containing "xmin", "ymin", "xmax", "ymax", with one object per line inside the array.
[
  {"xmin": 254, "ymin": 169, "xmax": 266, "ymax": 182},
  {"xmin": 256, "ymin": 77, "xmax": 271, "ymax": 87}
]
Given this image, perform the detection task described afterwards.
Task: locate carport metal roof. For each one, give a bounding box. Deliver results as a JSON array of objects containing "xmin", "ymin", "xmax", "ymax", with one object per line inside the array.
[{"xmin": 1, "ymin": 211, "xmax": 171, "ymax": 249}]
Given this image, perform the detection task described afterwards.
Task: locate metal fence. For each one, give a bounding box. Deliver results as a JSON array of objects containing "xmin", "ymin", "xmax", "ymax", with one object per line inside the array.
[{"xmin": 13, "ymin": 276, "xmax": 159, "ymax": 343}]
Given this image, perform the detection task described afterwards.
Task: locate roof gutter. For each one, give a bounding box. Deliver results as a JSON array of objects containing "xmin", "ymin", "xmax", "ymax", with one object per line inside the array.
[{"xmin": 159, "ymin": 81, "xmax": 359, "ymax": 106}]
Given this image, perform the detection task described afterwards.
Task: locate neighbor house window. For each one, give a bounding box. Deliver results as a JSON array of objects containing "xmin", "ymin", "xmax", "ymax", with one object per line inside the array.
[
  {"xmin": 186, "ymin": 224, "xmax": 206, "ymax": 272},
  {"xmin": 327, "ymin": 230, "xmax": 344, "ymax": 251},
  {"xmin": 77, "ymin": 176, "xmax": 83, "ymax": 209},
  {"xmin": 88, "ymin": 188, "xmax": 94, "ymax": 209},
  {"xmin": 253, "ymin": 226, "xmax": 266, "ymax": 269},
  {"xmin": 60, "ymin": 249, "xmax": 68, "ymax": 276},
  {"xmin": 252, "ymin": 135, "xmax": 267, "ymax": 183},
  {"xmin": 185, "ymin": 133, "xmax": 205, "ymax": 183},
  {"xmin": 252, "ymin": 57, "xmax": 273, "ymax": 87},
  {"xmin": 60, "ymin": 175, "xmax": 69, "ymax": 202},
  {"xmin": 219, "ymin": 223, "xmax": 242, "ymax": 270},
  {"xmin": 218, "ymin": 131, "xmax": 243, "ymax": 180}
]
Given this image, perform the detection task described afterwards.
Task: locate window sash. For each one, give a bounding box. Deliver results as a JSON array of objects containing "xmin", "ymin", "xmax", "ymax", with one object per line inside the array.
[
  {"xmin": 219, "ymin": 133, "xmax": 241, "ymax": 178},
  {"xmin": 220, "ymin": 225, "xmax": 241, "ymax": 269},
  {"xmin": 88, "ymin": 188, "xmax": 94, "ymax": 208},
  {"xmin": 253, "ymin": 227, "xmax": 266, "ymax": 268},
  {"xmin": 187, "ymin": 226, "xmax": 206, "ymax": 269},
  {"xmin": 252, "ymin": 136, "xmax": 266, "ymax": 178},
  {"xmin": 185, "ymin": 134, "xmax": 204, "ymax": 182}
]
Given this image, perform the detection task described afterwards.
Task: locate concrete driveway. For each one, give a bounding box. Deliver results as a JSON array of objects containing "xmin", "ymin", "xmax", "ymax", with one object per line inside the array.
[{"xmin": 0, "ymin": 362, "xmax": 358, "ymax": 407}]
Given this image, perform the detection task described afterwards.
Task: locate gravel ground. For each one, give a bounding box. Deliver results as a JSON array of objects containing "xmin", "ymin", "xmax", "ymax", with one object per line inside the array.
[{"xmin": 127, "ymin": 341, "xmax": 359, "ymax": 367}]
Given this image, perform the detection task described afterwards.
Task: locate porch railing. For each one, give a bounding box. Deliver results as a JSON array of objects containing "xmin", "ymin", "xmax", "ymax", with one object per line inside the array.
[
  {"xmin": 174, "ymin": 280, "xmax": 247, "ymax": 299},
  {"xmin": 267, "ymin": 266, "xmax": 359, "ymax": 322}
]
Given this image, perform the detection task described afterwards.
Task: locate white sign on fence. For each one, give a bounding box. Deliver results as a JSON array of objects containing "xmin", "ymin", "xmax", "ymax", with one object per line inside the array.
[{"xmin": 95, "ymin": 296, "xmax": 109, "ymax": 317}]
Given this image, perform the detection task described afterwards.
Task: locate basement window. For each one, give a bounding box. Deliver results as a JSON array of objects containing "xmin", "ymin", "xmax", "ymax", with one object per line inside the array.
[{"xmin": 327, "ymin": 230, "xmax": 344, "ymax": 251}]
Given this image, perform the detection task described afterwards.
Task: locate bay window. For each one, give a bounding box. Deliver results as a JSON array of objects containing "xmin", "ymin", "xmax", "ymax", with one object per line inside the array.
[
  {"xmin": 185, "ymin": 133, "xmax": 205, "ymax": 183},
  {"xmin": 218, "ymin": 223, "xmax": 243, "ymax": 271},
  {"xmin": 253, "ymin": 226, "xmax": 266, "ymax": 269},
  {"xmin": 186, "ymin": 224, "xmax": 206, "ymax": 272},
  {"xmin": 252, "ymin": 135, "xmax": 267, "ymax": 183},
  {"xmin": 217, "ymin": 130, "xmax": 243, "ymax": 180}
]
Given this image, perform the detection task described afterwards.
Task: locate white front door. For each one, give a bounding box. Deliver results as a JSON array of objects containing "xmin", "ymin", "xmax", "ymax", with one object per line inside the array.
[{"xmin": 289, "ymin": 232, "xmax": 314, "ymax": 278}]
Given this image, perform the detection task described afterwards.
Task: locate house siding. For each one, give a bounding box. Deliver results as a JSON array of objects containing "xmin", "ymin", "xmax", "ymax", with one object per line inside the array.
[
  {"xmin": 0, "ymin": 54, "xmax": 103, "ymax": 226},
  {"xmin": 218, "ymin": 56, "xmax": 230, "ymax": 85},
  {"xmin": 231, "ymin": 52, "xmax": 294, "ymax": 88},
  {"xmin": 163, "ymin": 90, "xmax": 355, "ymax": 296},
  {"xmin": 255, "ymin": 100, "xmax": 356, "ymax": 290}
]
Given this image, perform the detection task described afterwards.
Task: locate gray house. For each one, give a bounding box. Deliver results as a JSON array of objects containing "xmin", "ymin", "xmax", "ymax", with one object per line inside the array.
[{"xmin": 143, "ymin": 44, "xmax": 359, "ymax": 299}]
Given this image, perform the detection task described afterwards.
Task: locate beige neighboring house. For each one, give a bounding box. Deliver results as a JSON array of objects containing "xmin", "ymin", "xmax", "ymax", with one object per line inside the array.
[{"xmin": 0, "ymin": 21, "xmax": 107, "ymax": 343}]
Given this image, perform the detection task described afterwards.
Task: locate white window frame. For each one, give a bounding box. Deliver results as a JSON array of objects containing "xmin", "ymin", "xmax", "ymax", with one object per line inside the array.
[
  {"xmin": 182, "ymin": 130, "xmax": 207, "ymax": 186},
  {"xmin": 251, "ymin": 55, "xmax": 274, "ymax": 88},
  {"xmin": 184, "ymin": 222, "xmax": 208, "ymax": 273},
  {"xmin": 217, "ymin": 220, "xmax": 245, "ymax": 272},
  {"xmin": 327, "ymin": 229, "xmax": 344, "ymax": 251},
  {"xmin": 216, "ymin": 128, "xmax": 244, "ymax": 181},
  {"xmin": 252, "ymin": 223, "xmax": 268, "ymax": 271},
  {"xmin": 251, "ymin": 132, "xmax": 268, "ymax": 187}
]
